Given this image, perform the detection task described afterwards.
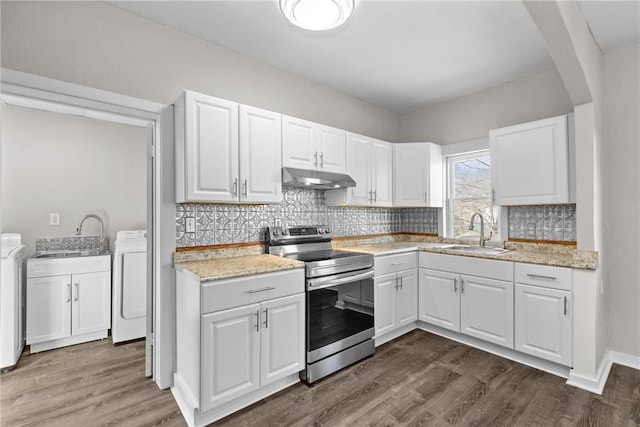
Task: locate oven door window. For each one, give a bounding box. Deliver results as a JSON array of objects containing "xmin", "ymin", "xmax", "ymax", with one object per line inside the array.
[{"xmin": 307, "ymin": 277, "xmax": 374, "ymax": 353}]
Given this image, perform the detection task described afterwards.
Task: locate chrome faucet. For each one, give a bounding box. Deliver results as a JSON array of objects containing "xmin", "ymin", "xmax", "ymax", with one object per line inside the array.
[
  {"xmin": 76, "ymin": 214, "xmax": 105, "ymax": 246},
  {"xmin": 469, "ymin": 213, "xmax": 489, "ymax": 247}
]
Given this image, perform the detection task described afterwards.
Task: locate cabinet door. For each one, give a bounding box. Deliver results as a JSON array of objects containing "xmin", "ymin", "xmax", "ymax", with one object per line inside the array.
[
  {"xmin": 460, "ymin": 275, "xmax": 514, "ymax": 349},
  {"xmin": 393, "ymin": 143, "xmax": 428, "ymax": 206},
  {"xmin": 72, "ymin": 272, "xmax": 110, "ymax": 336},
  {"xmin": 239, "ymin": 105, "xmax": 283, "ymax": 203},
  {"xmin": 282, "ymin": 116, "xmax": 317, "ymax": 170},
  {"xmin": 318, "ymin": 124, "xmax": 346, "ymax": 173},
  {"xmin": 490, "ymin": 115, "xmax": 569, "ymax": 205},
  {"xmin": 183, "ymin": 91, "xmax": 239, "ymax": 202},
  {"xmin": 371, "ymin": 140, "xmax": 393, "ymax": 206},
  {"xmin": 418, "ymin": 269, "xmax": 460, "ymax": 332},
  {"xmin": 374, "ymin": 273, "xmax": 397, "ymax": 337},
  {"xmin": 515, "ymin": 284, "xmax": 572, "ymax": 366},
  {"xmin": 201, "ymin": 304, "xmax": 260, "ymax": 412},
  {"xmin": 260, "ymin": 294, "xmax": 305, "ymax": 386},
  {"xmin": 346, "ymin": 133, "xmax": 372, "ymax": 205},
  {"xmin": 397, "ymin": 269, "xmax": 418, "ymax": 327},
  {"xmin": 26, "ymin": 276, "xmax": 72, "ymax": 344}
]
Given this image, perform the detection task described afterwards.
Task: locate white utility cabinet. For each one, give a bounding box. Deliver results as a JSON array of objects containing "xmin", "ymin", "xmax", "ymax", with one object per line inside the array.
[
  {"xmin": 374, "ymin": 252, "xmax": 418, "ymax": 344},
  {"xmin": 393, "ymin": 142, "xmax": 443, "ymax": 207},
  {"xmin": 325, "ymin": 132, "xmax": 393, "ymax": 207},
  {"xmin": 282, "ymin": 115, "xmax": 346, "ymax": 173},
  {"xmin": 26, "ymin": 255, "xmax": 111, "ymax": 353},
  {"xmin": 490, "ymin": 113, "xmax": 575, "ymax": 205},
  {"xmin": 418, "ymin": 252, "xmax": 514, "ymax": 349},
  {"xmin": 173, "ymin": 267, "xmax": 305, "ymax": 426},
  {"xmin": 514, "ymin": 263, "xmax": 572, "ymax": 366},
  {"xmin": 175, "ymin": 90, "xmax": 282, "ymax": 204}
]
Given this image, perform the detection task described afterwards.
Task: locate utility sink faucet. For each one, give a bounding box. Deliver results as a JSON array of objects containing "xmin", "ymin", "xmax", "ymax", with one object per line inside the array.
[
  {"xmin": 76, "ymin": 214, "xmax": 105, "ymax": 247},
  {"xmin": 469, "ymin": 213, "xmax": 490, "ymax": 247}
]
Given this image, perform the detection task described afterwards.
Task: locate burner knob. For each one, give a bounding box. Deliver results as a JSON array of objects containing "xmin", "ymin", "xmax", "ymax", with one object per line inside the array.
[
  {"xmin": 325, "ymin": 227, "xmax": 331, "ymax": 234},
  {"xmin": 283, "ymin": 229, "xmax": 289, "ymax": 235},
  {"xmin": 273, "ymin": 230, "xmax": 280, "ymax": 236},
  {"xmin": 318, "ymin": 229, "xmax": 324, "ymax": 234}
]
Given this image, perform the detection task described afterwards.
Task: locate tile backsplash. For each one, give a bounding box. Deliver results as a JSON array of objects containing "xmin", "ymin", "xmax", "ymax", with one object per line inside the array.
[
  {"xmin": 36, "ymin": 236, "xmax": 105, "ymax": 253},
  {"xmin": 507, "ymin": 204, "xmax": 576, "ymax": 242},
  {"xmin": 176, "ymin": 188, "xmax": 439, "ymax": 247}
]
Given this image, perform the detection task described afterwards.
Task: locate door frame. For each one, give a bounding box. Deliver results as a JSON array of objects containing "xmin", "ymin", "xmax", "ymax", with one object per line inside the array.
[{"xmin": 1, "ymin": 68, "xmax": 176, "ymax": 389}]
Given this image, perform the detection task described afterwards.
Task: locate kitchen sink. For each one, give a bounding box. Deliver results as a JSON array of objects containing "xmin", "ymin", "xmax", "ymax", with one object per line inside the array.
[
  {"xmin": 445, "ymin": 245, "xmax": 511, "ymax": 255},
  {"xmin": 34, "ymin": 249, "xmax": 108, "ymax": 259}
]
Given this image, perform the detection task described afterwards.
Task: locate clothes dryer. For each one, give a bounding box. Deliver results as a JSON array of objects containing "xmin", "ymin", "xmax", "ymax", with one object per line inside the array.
[
  {"xmin": 112, "ymin": 230, "xmax": 147, "ymax": 343},
  {"xmin": 1, "ymin": 233, "xmax": 26, "ymax": 369}
]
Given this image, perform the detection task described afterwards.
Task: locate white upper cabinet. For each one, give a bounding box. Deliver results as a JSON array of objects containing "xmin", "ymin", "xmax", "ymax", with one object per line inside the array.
[
  {"xmin": 393, "ymin": 142, "xmax": 443, "ymax": 207},
  {"xmin": 176, "ymin": 91, "xmax": 283, "ymax": 204},
  {"xmin": 325, "ymin": 132, "xmax": 393, "ymax": 207},
  {"xmin": 490, "ymin": 114, "xmax": 575, "ymax": 205},
  {"xmin": 239, "ymin": 105, "xmax": 283, "ymax": 203},
  {"xmin": 282, "ymin": 116, "xmax": 346, "ymax": 173}
]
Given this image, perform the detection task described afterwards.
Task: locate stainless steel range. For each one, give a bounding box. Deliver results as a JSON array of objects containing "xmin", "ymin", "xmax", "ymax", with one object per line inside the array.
[{"xmin": 268, "ymin": 225, "xmax": 375, "ymax": 384}]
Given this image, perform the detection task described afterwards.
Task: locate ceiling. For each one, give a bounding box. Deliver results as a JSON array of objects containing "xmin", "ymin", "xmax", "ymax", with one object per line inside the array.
[{"xmin": 110, "ymin": 1, "xmax": 640, "ymax": 113}]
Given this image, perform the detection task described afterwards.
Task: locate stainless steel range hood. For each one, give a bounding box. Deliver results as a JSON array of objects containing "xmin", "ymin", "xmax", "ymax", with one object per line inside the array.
[{"xmin": 282, "ymin": 167, "xmax": 356, "ymax": 190}]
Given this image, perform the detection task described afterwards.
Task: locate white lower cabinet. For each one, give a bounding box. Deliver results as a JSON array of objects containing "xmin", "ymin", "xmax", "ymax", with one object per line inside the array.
[
  {"xmin": 201, "ymin": 293, "xmax": 304, "ymax": 412},
  {"xmin": 374, "ymin": 253, "xmax": 417, "ymax": 342},
  {"xmin": 26, "ymin": 256, "xmax": 111, "ymax": 352},
  {"xmin": 514, "ymin": 263, "xmax": 572, "ymax": 366},
  {"xmin": 418, "ymin": 252, "xmax": 514, "ymax": 349},
  {"xmin": 173, "ymin": 268, "xmax": 305, "ymax": 427}
]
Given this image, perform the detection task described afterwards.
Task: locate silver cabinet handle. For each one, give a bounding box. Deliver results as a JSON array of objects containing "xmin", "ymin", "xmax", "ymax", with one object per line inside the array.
[
  {"xmin": 368, "ymin": 190, "xmax": 373, "ymax": 203},
  {"xmin": 526, "ymin": 274, "xmax": 557, "ymax": 281},
  {"xmin": 67, "ymin": 283, "xmax": 72, "ymax": 303},
  {"xmin": 453, "ymin": 278, "xmax": 458, "ymax": 293},
  {"xmin": 243, "ymin": 179, "xmax": 248, "ymax": 197},
  {"xmin": 373, "ymin": 190, "xmax": 377, "ymax": 202},
  {"xmin": 254, "ymin": 310, "xmax": 260, "ymax": 332},
  {"xmin": 564, "ymin": 296, "xmax": 568, "ymax": 316},
  {"xmin": 424, "ymin": 192, "xmax": 427, "ymax": 203},
  {"xmin": 391, "ymin": 262, "xmax": 405, "ymax": 266},
  {"xmin": 313, "ymin": 151, "xmax": 318, "ymax": 167},
  {"xmin": 263, "ymin": 308, "xmax": 269, "ymax": 328},
  {"xmin": 74, "ymin": 283, "xmax": 79, "ymax": 302},
  {"xmin": 394, "ymin": 276, "xmax": 398, "ymax": 290},
  {"xmin": 461, "ymin": 278, "xmax": 465, "ymax": 294},
  {"xmin": 492, "ymin": 189, "xmax": 495, "ymax": 203},
  {"xmin": 247, "ymin": 286, "xmax": 275, "ymax": 294},
  {"xmin": 320, "ymin": 152, "xmax": 324, "ymax": 167},
  {"xmin": 232, "ymin": 178, "xmax": 238, "ymax": 197},
  {"xmin": 399, "ymin": 275, "xmax": 403, "ymax": 290}
]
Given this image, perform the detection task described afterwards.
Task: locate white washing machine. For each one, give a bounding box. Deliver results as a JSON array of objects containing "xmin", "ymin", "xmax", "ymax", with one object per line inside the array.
[
  {"xmin": 1, "ymin": 233, "xmax": 26, "ymax": 370},
  {"xmin": 112, "ymin": 230, "xmax": 147, "ymax": 344}
]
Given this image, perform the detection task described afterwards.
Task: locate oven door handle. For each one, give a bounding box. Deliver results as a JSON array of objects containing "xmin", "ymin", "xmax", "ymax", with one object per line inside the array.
[{"xmin": 307, "ymin": 269, "xmax": 374, "ymax": 291}]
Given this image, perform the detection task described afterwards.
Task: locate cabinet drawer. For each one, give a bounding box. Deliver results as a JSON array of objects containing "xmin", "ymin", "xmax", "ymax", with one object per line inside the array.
[
  {"xmin": 375, "ymin": 252, "xmax": 417, "ymax": 276},
  {"xmin": 515, "ymin": 263, "xmax": 572, "ymax": 291},
  {"xmin": 201, "ymin": 269, "xmax": 304, "ymax": 314},
  {"xmin": 27, "ymin": 255, "xmax": 110, "ymax": 278},
  {"xmin": 419, "ymin": 252, "xmax": 513, "ymax": 282}
]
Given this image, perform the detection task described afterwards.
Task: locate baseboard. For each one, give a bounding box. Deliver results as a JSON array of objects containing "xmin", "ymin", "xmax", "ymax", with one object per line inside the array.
[
  {"xmin": 608, "ymin": 350, "xmax": 640, "ymax": 370},
  {"xmin": 566, "ymin": 355, "xmax": 612, "ymax": 395},
  {"xmin": 374, "ymin": 323, "xmax": 417, "ymax": 347}
]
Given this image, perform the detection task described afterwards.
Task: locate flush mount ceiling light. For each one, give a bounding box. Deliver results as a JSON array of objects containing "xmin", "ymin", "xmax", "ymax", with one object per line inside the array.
[{"xmin": 280, "ymin": 0, "xmax": 355, "ymax": 31}]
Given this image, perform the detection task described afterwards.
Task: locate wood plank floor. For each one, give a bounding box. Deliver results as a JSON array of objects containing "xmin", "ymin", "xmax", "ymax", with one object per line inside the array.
[{"xmin": 2, "ymin": 331, "xmax": 639, "ymax": 426}]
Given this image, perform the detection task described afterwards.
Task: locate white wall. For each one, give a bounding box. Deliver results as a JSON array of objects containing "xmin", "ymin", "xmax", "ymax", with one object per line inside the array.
[
  {"xmin": 399, "ymin": 67, "xmax": 573, "ymax": 144},
  {"xmin": 1, "ymin": 106, "xmax": 147, "ymax": 256},
  {"xmin": 0, "ymin": 1, "xmax": 399, "ymax": 142},
  {"xmin": 603, "ymin": 44, "xmax": 640, "ymax": 358}
]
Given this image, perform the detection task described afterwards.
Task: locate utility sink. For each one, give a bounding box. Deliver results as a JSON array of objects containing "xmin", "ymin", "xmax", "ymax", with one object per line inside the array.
[
  {"xmin": 34, "ymin": 249, "xmax": 109, "ymax": 259},
  {"xmin": 445, "ymin": 245, "xmax": 511, "ymax": 255}
]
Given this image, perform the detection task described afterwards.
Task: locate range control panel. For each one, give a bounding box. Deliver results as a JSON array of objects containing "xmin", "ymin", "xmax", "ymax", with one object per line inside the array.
[{"xmin": 268, "ymin": 225, "xmax": 332, "ymax": 242}]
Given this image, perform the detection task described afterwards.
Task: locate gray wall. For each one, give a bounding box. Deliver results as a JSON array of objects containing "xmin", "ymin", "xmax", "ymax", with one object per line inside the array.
[
  {"xmin": 0, "ymin": 1, "xmax": 399, "ymax": 142},
  {"xmin": 602, "ymin": 44, "xmax": 640, "ymax": 358},
  {"xmin": 2, "ymin": 106, "xmax": 147, "ymax": 256},
  {"xmin": 399, "ymin": 67, "xmax": 573, "ymax": 144}
]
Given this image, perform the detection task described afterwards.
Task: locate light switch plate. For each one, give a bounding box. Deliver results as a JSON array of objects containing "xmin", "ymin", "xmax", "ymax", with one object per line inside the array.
[{"xmin": 49, "ymin": 213, "xmax": 60, "ymax": 226}]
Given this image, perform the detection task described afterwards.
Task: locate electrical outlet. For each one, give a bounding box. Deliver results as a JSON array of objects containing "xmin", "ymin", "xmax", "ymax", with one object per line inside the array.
[
  {"xmin": 186, "ymin": 217, "xmax": 196, "ymax": 233},
  {"xmin": 49, "ymin": 213, "xmax": 60, "ymax": 226}
]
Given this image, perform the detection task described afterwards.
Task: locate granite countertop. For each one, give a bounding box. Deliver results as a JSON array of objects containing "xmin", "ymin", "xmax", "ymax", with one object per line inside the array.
[
  {"xmin": 339, "ymin": 241, "xmax": 598, "ymax": 270},
  {"xmin": 175, "ymin": 254, "xmax": 304, "ymax": 282}
]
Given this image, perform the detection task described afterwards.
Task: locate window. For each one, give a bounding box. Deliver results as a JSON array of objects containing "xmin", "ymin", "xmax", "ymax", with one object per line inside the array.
[{"xmin": 446, "ymin": 151, "xmax": 498, "ymax": 240}]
